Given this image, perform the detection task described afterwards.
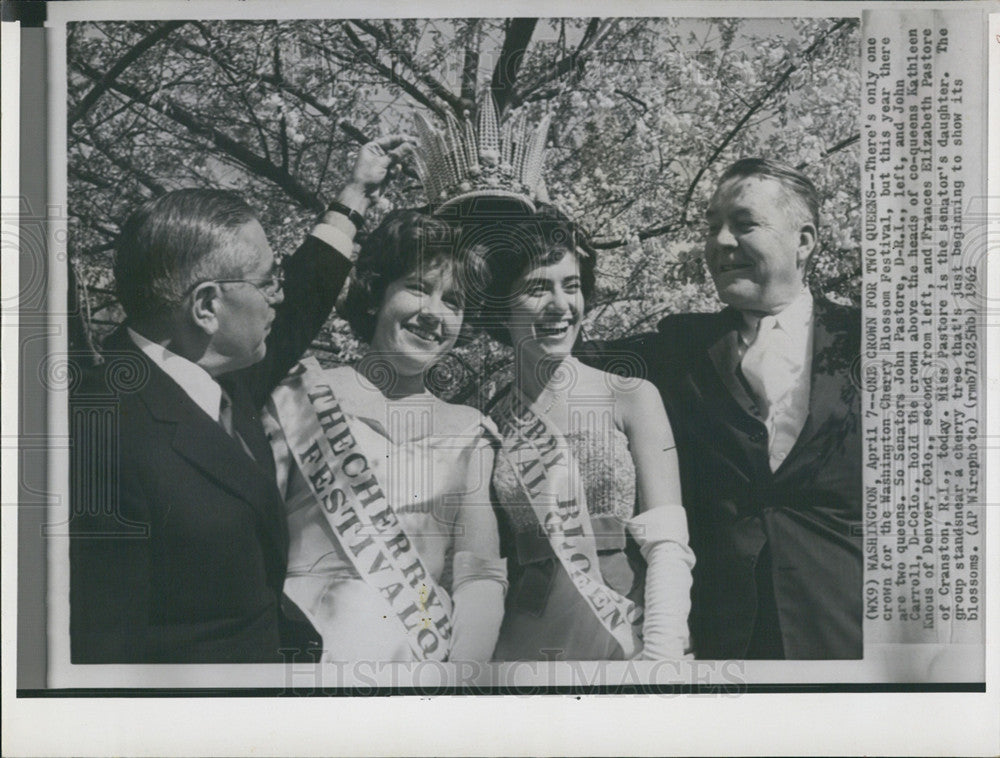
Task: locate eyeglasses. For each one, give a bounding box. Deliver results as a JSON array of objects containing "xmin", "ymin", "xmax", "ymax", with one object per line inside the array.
[
  {"xmin": 186, "ymin": 263, "xmax": 285, "ymax": 301},
  {"xmin": 214, "ymin": 266, "xmax": 285, "ymax": 299}
]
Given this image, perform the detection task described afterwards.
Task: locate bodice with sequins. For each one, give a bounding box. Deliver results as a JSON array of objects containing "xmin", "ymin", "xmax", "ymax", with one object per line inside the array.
[{"xmin": 492, "ymin": 426, "xmax": 637, "ymax": 558}]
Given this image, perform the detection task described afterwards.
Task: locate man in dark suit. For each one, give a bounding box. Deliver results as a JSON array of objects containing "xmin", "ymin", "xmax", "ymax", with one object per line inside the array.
[
  {"xmin": 69, "ymin": 138, "xmax": 408, "ymax": 663},
  {"xmin": 581, "ymin": 158, "xmax": 861, "ymax": 659}
]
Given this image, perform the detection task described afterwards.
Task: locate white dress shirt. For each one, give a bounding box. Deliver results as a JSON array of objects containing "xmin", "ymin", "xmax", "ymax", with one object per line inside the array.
[
  {"xmin": 128, "ymin": 327, "xmax": 224, "ymax": 422},
  {"xmin": 737, "ymin": 289, "xmax": 814, "ymax": 471}
]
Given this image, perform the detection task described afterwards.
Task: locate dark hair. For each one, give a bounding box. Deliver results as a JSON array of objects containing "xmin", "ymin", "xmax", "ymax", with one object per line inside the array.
[
  {"xmin": 716, "ymin": 158, "xmax": 820, "ymax": 230},
  {"xmin": 114, "ymin": 189, "xmax": 258, "ymax": 322},
  {"xmin": 339, "ymin": 208, "xmax": 489, "ymax": 342},
  {"xmin": 468, "ymin": 203, "xmax": 597, "ymax": 344}
]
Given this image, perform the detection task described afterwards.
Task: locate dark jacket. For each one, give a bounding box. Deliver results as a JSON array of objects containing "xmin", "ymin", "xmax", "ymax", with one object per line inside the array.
[
  {"xmin": 69, "ymin": 234, "xmax": 350, "ymax": 663},
  {"xmin": 579, "ymin": 298, "xmax": 862, "ymax": 659}
]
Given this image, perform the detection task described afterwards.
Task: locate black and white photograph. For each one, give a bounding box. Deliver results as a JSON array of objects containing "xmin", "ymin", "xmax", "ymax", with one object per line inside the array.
[
  {"xmin": 60, "ymin": 11, "xmax": 866, "ymax": 668},
  {"xmin": 3, "ymin": 1, "xmax": 997, "ymax": 755}
]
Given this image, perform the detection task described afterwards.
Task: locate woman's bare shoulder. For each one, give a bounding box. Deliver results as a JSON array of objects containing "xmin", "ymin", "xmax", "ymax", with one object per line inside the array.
[
  {"xmin": 570, "ymin": 360, "xmax": 655, "ymax": 401},
  {"xmin": 609, "ymin": 375, "xmax": 663, "ymax": 420}
]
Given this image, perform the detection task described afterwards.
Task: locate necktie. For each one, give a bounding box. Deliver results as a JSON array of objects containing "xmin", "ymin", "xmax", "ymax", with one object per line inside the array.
[
  {"xmin": 740, "ymin": 315, "xmax": 796, "ymax": 417},
  {"xmin": 219, "ymin": 388, "xmax": 256, "ymax": 461},
  {"xmin": 218, "ymin": 388, "xmax": 235, "ymax": 437}
]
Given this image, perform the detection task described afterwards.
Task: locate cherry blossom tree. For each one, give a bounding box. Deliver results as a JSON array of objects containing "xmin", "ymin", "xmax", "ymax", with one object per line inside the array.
[{"xmin": 67, "ymin": 16, "xmax": 860, "ymax": 404}]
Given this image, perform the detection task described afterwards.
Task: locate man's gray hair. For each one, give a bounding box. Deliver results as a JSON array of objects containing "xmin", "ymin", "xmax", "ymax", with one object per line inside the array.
[
  {"xmin": 113, "ymin": 189, "xmax": 258, "ymax": 322},
  {"xmin": 717, "ymin": 157, "xmax": 820, "ymax": 230}
]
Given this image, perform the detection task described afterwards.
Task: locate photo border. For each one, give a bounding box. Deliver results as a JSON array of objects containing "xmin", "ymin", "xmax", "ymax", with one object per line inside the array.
[{"xmin": 4, "ymin": 1, "xmax": 998, "ymax": 755}]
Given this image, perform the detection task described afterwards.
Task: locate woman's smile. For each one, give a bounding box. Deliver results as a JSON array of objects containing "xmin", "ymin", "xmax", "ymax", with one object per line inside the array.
[
  {"xmin": 401, "ymin": 316, "xmax": 446, "ymax": 345},
  {"xmin": 532, "ymin": 314, "xmax": 578, "ymax": 340},
  {"xmin": 506, "ymin": 251, "xmax": 585, "ymax": 356},
  {"xmin": 370, "ymin": 265, "xmax": 463, "ymax": 375}
]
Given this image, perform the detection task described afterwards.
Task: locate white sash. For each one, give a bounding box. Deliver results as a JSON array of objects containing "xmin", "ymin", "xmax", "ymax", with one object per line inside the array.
[
  {"xmin": 494, "ymin": 387, "xmax": 643, "ymax": 658},
  {"xmin": 270, "ymin": 357, "xmax": 453, "ymax": 662}
]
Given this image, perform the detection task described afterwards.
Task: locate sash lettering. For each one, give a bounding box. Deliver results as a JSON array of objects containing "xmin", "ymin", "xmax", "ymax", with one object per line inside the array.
[
  {"xmin": 495, "ymin": 388, "xmax": 643, "ymax": 657},
  {"xmin": 270, "ymin": 357, "xmax": 453, "ymax": 661}
]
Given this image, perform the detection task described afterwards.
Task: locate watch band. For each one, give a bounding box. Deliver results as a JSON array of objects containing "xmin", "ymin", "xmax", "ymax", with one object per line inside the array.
[{"xmin": 326, "ymin": 200, "xmax": 365, "ymax": 231}]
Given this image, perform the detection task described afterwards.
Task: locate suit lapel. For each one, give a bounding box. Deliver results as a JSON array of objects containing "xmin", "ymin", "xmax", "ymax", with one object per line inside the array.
[
  {"xmin": 222, "ymin": 378, "xmax": 286, "ymax": 551},
  {"xmin": 675, "ymin": 310, "xmax": 763, "ymax": 479},
  {"xmin": 657, "ymin": 301, "xmax": 857, "ymax": 482},
  {"xmin": 222, "ymin": 378, "xmax": 278, "ymax": 482},
  {"xmin": 148, "ymin": 362, "xmax": 289, "ymax": 571},
  {"xmin": 705, "ymin": 313, "xmax": 762, "ymax": 422},
  {"xmin": 166, "ymin": 410, "xmax": 278, "ymax": 516},
  {"xmin": 107, "ymin": 328, "xmax": 285, "ymax": 546}
]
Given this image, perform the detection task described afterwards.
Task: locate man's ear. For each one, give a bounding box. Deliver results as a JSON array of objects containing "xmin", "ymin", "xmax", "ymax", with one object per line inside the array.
[
  {"xmin": 189, "ymin": 282, "xmax": 221, "ymax": 335},
  {"xmin": 796, "ymin": 222, "xmax": 818, "ymax": 270}
]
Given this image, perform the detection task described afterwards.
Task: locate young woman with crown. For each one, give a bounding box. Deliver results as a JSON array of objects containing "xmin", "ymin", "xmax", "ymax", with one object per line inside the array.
[
  {"xmin": 264, "ymin": 206, "xmax": 507, "ymax": 663},
  {"xmin": 479, "ymin": 206, "xmax": 694, "ymax": 661},
  {"xmin": 414, "ymin": 98, "xmax": 695, "ymax": 660}
]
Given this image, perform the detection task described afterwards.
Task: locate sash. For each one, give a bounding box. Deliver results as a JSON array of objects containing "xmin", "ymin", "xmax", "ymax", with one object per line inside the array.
[
  {"xmin": 494, "ymin": 387, "xmax": 643, "ymax": 658},
  {"xmin": 270, "ymin": 357, "xmax": 453, "ymax": 662}
]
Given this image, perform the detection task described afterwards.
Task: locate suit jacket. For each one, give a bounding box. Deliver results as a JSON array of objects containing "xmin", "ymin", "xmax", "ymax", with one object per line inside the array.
[
  {"xmin": 578, "ymin": 298, "xmax": 862, "ymax": 659},
  {"xmin": 69, "ymin": 235, "xmax": 350, "ymax": 663}
]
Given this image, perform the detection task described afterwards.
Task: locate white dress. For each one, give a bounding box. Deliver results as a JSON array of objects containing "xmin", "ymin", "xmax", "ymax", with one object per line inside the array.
[{"xmin": 267, "ymin": 391, "xmax": 498, "ymax": 662}]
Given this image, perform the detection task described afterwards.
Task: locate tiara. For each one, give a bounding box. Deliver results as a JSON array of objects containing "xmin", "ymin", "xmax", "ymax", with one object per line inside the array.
[{"xmin": 411, "ymin": 95, "xmax": 551, "ymax": 215}]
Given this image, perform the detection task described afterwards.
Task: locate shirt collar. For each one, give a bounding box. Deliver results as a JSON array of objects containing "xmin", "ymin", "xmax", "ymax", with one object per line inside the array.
[
  {"xmin": 127, "ymin": 327, "xmax": 223, "ymax": 421},
  {"xmin": 739, "ymin": 289, "xmax": 814, "ymax": 346}
]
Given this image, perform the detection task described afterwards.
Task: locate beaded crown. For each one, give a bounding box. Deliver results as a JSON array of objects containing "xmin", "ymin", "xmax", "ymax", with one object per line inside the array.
[{"xmin": 412, "ymin": 95, "xmax": 551, "ymax": 215}]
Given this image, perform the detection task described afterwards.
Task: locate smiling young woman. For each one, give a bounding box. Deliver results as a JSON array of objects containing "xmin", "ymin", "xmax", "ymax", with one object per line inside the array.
[
  {"xmin": 475, "ymin": 204, "xmax": 696, "ymax": 662},
  {"xmin": 504, "ymin": 250, "xmax": 585, "ymax": 360},
  {"xmin": 262, "ymin": 209, "xmax": 507, "ymax": 663}
]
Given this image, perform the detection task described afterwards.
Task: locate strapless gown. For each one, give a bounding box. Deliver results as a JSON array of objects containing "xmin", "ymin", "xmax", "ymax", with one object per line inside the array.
[
  {"xmin": 268, "ymin": 408, "xmax": 496, "ymax": 662},
  {"xmin": 492, "ymin": 427, "xmax": 645, "ymax": 661}
]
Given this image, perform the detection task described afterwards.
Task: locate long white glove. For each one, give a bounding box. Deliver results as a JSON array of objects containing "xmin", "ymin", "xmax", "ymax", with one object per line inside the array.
[
  {"xmin": 448, "ymin": 551, "xmax": 508, "ymax": 662},
  {"xmin": 627, "ymin": 508, "xmax": 695, "ymax": 660}
]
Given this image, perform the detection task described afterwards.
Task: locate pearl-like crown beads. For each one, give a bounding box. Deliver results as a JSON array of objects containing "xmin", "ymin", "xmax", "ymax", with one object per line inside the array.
[{"xmin": 412, "ymin": 93, "xmax": 551, "ymax": 215}]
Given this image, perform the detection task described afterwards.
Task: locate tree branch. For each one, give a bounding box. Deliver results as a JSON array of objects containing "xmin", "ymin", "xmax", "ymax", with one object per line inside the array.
[
  {"xmin": 79, "ymin": 120, "xmax": 168, "ymax": 196},
  {"xmin": 192, "ymin": 55, "xmax": 396, "ymax": 180},
  {"xmin": 71, "ymin": 208, "xmax": 122, "ymax": 240},
  {"xmin": 69, "ymin": 21, "xmax": 188, "ymax": 127},
  {"xmin": 347, "ymin": 20, "xmax": 464, "ymax": 115},
  {"xmin": 183, "ymin": 23, "xmax": 274, "ymax": 164},
  {"xmin": 669, "ymin": 19, "xmax": 855, "ymax": 229},
  {"xmin": 68, "ymin": 165, "xmax": 116, "ymax": 190},
  {"xmin": 71, "ymin": 58, "xmax": 325, "ymax": 211},
  {"xmin": 274, "ymin": 41, "xmax": 290, "ymax": 172},
  {"xmin": 797, "ymin": 133, "xmax": 860, "ymax": 170},
  {"xmin": 615, "ymin": 88, "xmax": 648, "ymax": 114},
  {"xmin": 337, "ymin": 25, "xmax": 449, "ymax": 119},
  {"xmin": 460, "ymin": 21, "xmax": 482, "ymax": 109},
  {"xmin": 508, "ymin": 18, "xmax": 616, "ymax": 110},
  {"xmin": 592, "ymin": 18, "xmax": 857, "ymax": 250},
  {"xmin": 491, "ymin": 18, "xmax": 537, "ymax": 114}
]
